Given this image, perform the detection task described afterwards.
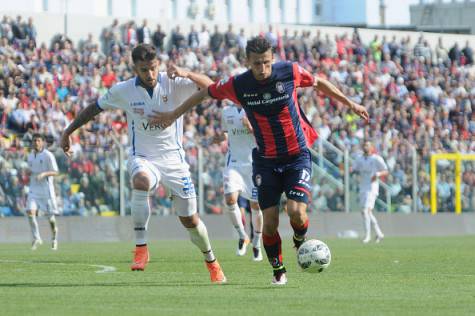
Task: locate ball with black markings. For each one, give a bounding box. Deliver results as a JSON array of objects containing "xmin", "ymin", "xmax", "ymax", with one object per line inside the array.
[{"xmin": 297, "ymin": 239, "xmax": 331, "ymax": 273}]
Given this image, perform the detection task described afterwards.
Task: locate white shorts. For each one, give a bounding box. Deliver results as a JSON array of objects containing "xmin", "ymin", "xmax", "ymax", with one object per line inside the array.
[
  {"xmin": 127, "ymin": 152, "xmax": 197, "ymax": 217},
  {"xmin": 223, "ymin": 164, "xmax": 257, "ymax": 202},
  {"xmin": 360, "ymin": 191, "xmax": 378, "ymax": 210},
  {"xmin": 27, "ymin": 195, "xmax": 59, "ymax": 215}
]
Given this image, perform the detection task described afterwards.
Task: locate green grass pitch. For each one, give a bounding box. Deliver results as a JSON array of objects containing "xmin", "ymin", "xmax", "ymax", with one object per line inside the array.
[{"xmin": 0, "ymin": 236, "xmax": 474, "ymax": 316}]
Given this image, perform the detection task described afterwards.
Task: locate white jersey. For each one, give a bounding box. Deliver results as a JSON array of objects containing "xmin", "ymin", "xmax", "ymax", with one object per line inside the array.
[
  {"xmin": 221, "ymin": 105, "xmax": 255, "ymax": 166},
  {"xmin": 353, "ymin": 154, "xmax": 388, "ymax": 195},
  {"xmin": 97, "ymin": 73, "xmax": 198, "ymax": 159},
  {"xmin": 27, "ymin": 149, "xmax": 58, "ymax": 198}
]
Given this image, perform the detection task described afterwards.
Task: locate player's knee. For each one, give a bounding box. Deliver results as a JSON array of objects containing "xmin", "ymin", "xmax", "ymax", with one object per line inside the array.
[
  {"xmin": 263, "ymin": 221, "xmax": 278, "ymax": 235},
  {"xmin": 179, "ymin": 213, "xmax": 199, "ymax": 228},
  {"xmin": 132, "ymin": 172, "xmax": 152, "ymax": 191},
  {"xmin": 250, "ymin": 201, "xmax": 260, "ymax": 211},
  {"xmin": 26, "ymin": 210, "xmax": 35, "ymax": 217},
  {"xmin": 224, "ymin": 193, "xmax": 238, "ymax": 206}
]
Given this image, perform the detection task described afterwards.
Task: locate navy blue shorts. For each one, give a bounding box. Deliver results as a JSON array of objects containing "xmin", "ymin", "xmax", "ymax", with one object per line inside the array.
[
  {"xmin": 252, "ymin": 149, "xmax": 312, "ymax": 210},
  {"xmin": 237, "ymin": 195, "xmax": 250, "ymax": 213}
]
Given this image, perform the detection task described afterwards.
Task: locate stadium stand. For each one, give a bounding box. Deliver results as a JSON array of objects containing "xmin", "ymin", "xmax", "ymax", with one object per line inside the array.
[{"xmin": 0, "ymin": 16, "xmax": 474, "ymax": 216}]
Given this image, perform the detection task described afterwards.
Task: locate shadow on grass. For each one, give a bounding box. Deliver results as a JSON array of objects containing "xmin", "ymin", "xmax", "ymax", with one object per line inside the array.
[{"xmin": 0, "ymin": 282, "xmax": 297, "ymax": 289}]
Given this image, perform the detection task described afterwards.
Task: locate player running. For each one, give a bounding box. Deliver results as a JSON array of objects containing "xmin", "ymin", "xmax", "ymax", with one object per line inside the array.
[
  {"xmin": 60, "ymin": 44, "xmax": 226, "ymax": 283},
  {"xmin": 149, "ymin": 37, "xmax": 368, "ymax": 285},
  {"xmin": 214, "ymin": 102, "xmax": 263, "ymax": 261},
  {"xmin": 26, "ymin": 133, "xmax": 60, "ymax": 250},
  {"xmin": 352, "ymin": 141, "xmax": 388, "ymax": 243}
]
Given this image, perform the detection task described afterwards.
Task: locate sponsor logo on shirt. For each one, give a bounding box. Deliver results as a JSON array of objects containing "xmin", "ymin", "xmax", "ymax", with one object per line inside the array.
[
  {"xmin": 246, "ymin": 93, "xmax": 290, "ymax": 106},
  {"xmin": 141, "ymin": 122, "xmax": 163, "ymax": 131},
  {"xmin": 130, "ymin": 101, "xmax": 146, "ymax": 107},
  {"xmin": 230, "ymin": 128, "xmax": 251, "ymax": 135},
  {"xmin": 133, "ymin": 108, "xmax": 145, "ymax": 115}
]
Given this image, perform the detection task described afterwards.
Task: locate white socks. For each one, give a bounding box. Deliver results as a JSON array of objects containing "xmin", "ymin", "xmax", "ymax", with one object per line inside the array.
[
  {"xmin": 369, "ymin": 212, "xmax": 384, "ymax": 237},
  {"xmin": 251, "ymin": 207, "xmax": 263, "ymax": 248},
  {"xmin": 363, "ymin": 209, "xmax": 384, "ymax": 240},
  {"xmin": 28, "ymin": 214, "xmax": 41, "ymax": 241},
  {"xmin": 187, "ymin": 220, "xmax": 216, "ymax": 262},
  {"xmin": 49, "ymin": 215, "xmax": 58, "ymax": 241},
  {"xmin": 131, "ymin": 189, "xmax": 151, "ymax": 245},
  {"xmin": 362, "ymin": 209, "xmax": 371, "ymax": 240},
  {"xmin": 226, "ymin": 203, "xmax": 248, "ymax": 240}
]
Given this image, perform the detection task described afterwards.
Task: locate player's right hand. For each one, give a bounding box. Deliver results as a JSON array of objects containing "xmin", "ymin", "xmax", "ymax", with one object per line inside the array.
[
  {"xmin": 60, "ymin": 133, "xmax": 73, "ymax": 158},
  {"xmin": 148, "ymin": 110, "xmax": 177, "ymax": 129},
  {"xmin": 211, "ymin": 133, "xmax": 224, "ymax": 144}
]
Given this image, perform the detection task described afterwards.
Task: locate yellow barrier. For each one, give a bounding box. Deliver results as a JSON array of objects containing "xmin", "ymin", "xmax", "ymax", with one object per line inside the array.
[{"xmin": 430, "ymin": 153, "xmax": 475, "ymax": 214}]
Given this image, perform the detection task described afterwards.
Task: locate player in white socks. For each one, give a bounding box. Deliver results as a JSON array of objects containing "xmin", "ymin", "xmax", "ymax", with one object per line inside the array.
[
  {"xmin": 214, "ymin": 102, "xmax": 263, "ymax": 260},
  {"xmin": 352, "ymin": 141, "xmax": 389, "ymax": 243},
  {"xmin": 26, "ymin": 133, "xmax": 60, "ymax": 250},
  {"xmin": 60, "ymin": 44, "xmax": 226, "ymax": 283}
]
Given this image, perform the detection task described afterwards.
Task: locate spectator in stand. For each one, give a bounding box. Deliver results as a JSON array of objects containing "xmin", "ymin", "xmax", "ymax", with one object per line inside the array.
[
  {"xmin": 210, "ymin": 25, "xmax": 224, "ymax": 54},
  {"xmin": 152, "ymin": 24, "xmax": 166, "ymax": 52},
  {"xmin": 137, "ymin": 19, "xmax": 152, "ymax": 45},
  {"xmin": 0, "ymin": 16, "xmax": 473, "ymax": 216}
]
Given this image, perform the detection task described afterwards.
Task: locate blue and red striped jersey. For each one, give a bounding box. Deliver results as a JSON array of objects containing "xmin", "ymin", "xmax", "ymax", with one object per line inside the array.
[{"xmin": 208, "ymin": 61, "xmax": 318, "ymax": 159}]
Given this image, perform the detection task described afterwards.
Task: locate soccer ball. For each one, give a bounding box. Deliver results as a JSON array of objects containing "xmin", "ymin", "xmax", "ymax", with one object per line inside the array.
[{"xmin": 297, "ymin": 239, "xmax": 331, "ymax": 273}]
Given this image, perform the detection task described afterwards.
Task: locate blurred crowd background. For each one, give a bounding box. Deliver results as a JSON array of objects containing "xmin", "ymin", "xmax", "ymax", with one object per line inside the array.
[{"xmin": 0, "ymin": 16, "xmax": 474, "ymax": 217}]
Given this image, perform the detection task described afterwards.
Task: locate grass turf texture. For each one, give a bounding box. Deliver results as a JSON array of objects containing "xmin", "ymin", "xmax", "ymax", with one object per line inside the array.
[{"xmin": 0, "ymin": 236, "xmax": 474, "ymax": 316}]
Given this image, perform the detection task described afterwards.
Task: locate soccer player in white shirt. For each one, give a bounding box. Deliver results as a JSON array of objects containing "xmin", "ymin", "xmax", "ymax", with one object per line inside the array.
[
  {"xmin": 60, "ymin": 44, "xmax": 226, "ymax": 283},
  {"xmin": 214, "ymin": 102, "xmax": 263, "ymax": 261},
  {"xmin": 26, "ymin": 133, "xmax": 60, "ymax": 250},
  {"xmin": 352, "ymin": 141, "xmax": 389, "ymax": 243}
]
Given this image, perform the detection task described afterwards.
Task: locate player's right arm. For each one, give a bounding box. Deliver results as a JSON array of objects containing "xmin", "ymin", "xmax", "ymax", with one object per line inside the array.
[
  {"xmin": 148, "ymin": 77, "xmax": 240, "ymax": 129},
  {"xmin": 212, "ymin": 131, "xmax": 228, "ymax": 144},
  {"xmin": 60, "ymin": 102, "xmax": 103, "ymax": 157},
  {"xmin": 61, "ymin": 83, "xmax": 124, "ymax": 157}
]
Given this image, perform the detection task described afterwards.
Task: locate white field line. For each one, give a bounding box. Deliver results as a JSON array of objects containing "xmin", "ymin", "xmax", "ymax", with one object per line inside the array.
[{"xmin": 0, "ymin": 259, "xmax": 117, "ymax": 273}]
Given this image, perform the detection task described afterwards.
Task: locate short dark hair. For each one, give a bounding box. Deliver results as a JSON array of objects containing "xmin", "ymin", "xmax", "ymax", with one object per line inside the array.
[
  {"xmin": 32, "ymin": 133, "xmax": 44, "ymax": 140},
  {"xmin": 246, "ymin": 36, "xmax": 272, "ymax": 57},
  {"xmin": 132, "ymin": 44, "xmax": 157, "ymax": 63}
]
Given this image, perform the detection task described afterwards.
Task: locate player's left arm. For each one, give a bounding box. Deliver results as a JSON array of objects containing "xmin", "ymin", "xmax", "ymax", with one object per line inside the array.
[
  {"xmin": 241, "ymin": 114, "xmax": 253, "ymax": 133},
  {"xmin": 371, "ymin": 156, "xmax": 389, "ymax": 182},
  {"xmin": 292, "ymin": 63, "xmax": 368, "ymax": 122},
  {"xmin": 37, "ymin": 153, "xmax": 59, "ymax": 180},
  {"xmin": 168, "ymin": 64, "xmax": 213, "ymax": 90},
  {"xmin": 149, "ymin": 88, "xmax": 209, "ymax": 128},
  {"xmin": 314, "ymin": 77, "xmax": 368, "ymax": 122}
]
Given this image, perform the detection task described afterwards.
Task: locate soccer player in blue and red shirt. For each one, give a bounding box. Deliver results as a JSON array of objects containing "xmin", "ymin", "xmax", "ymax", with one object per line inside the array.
[{"xmin": 149, "ymin": 37, "xmax": 369, "ymax": 285}]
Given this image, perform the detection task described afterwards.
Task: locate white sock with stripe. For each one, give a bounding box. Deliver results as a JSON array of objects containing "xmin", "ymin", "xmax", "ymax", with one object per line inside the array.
[
  {"xmin": 131, "ymin": 190, "xmax": 151, "ymax": 245},
  {"xmin": 187, "ymin": 220, "xmax": 216, "ymax": 262},
  {"xmin": 226, "ymin": 203, "xmax": 248, "ymax": 240}
]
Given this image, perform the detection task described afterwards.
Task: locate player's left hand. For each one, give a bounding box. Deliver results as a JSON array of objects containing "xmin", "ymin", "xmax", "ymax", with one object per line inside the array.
[
  {"xmin": 351, "ymin": 103, "xmax": 369, "ymax": 122},
  {"xmin": 36, "ymin": 173, "xmax": 45, "ymax": 181},
  {"xmin": 167, "ymin": 64, "xmax": 188, "ymax": 80},
  {"xmin": 148, "ymin": 110, "xmax": 177, "ymax": 129},
  {"xmin": 371, "ymin": 175, "xmax": 377, "ymax": 182}
]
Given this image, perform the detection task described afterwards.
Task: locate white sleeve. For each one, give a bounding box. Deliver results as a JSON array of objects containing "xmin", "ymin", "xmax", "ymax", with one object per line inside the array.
[
  {"xmin": 374, "ymin": 155, "xmax": 388, "ymax": 172},
  {"xmin": 47, "ymin": 152, "xmax": 59, "ymax": 173},
  {"xmin": 221, "ymin": 107, "xmax": 228, "ymax": 132},
  {"xmin": 352, "ymin": 158, "xmax": 360, "ymax": 172},
  {"xmin": 97, "ymin": 82, "xmax": 127, "ymax": 111}
]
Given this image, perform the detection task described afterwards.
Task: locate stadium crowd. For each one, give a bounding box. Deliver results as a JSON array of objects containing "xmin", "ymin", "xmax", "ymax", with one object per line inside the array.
[{"xmin": 0, "ymin": 16, "xmax": 474, "ymax": 216}]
